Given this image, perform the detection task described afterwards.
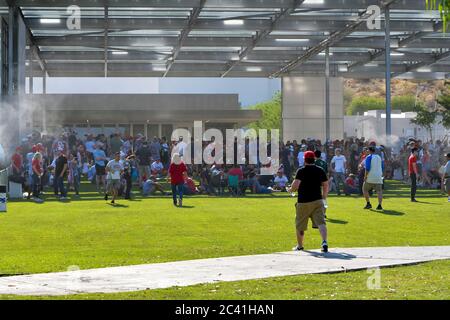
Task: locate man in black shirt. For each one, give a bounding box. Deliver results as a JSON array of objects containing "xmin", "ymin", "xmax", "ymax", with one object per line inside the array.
[
  {"xmin": 54, "ymin": 150, "xmax": 68, "ymax": 200},
  {"xmin": 135, "ymin": 141, "xmax": 152, "ymax": 187},
  {"xmin": 288, "ymin": 151, "xmax": 329, "ymax": 252}
]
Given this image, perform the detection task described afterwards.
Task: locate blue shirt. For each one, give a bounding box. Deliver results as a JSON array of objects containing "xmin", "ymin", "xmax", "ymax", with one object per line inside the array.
[{"xmin": 93, "ymin": 149, "xmax": 106, "ymax": 166}]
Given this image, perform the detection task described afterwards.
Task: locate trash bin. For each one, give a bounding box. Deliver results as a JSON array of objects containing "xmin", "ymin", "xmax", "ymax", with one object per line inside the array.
[{"xmin": 0, "ymin": 185, "xmax": 6, "ymax": 212}]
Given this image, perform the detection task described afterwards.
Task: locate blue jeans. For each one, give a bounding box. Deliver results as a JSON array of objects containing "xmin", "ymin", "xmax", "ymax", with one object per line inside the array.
[
  {"xmin": 32, "ymin": 174, "xmax": 41, "ymax": 198},
  {"xmin": 55, "ymin": 176, "xmax": 67, "ymax": 197},
  {"xmin": 171, "ymin": 184, "xmax": 183, "ymax": 204}
]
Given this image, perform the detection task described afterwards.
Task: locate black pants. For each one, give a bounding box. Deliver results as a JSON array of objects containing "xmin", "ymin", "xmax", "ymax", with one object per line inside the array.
[
  {"xmin": 410, "ymin": 173, "xmax": 417, "ymax": 200},
  {"xmin": 124, "ymin": 173, "xmax": 132, "ymax": 199}
]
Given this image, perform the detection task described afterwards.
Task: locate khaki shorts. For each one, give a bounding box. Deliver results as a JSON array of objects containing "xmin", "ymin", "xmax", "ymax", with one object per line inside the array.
[
  {"xmin": 295, "ymin": 200, "xmax": 326, "ymax": 232},
  {"xmin": 363, "ymin": 182, "xmax": 382, "ymax": 193},
  {"xmin": 445, "ymin": 178, "xmax": 450, "ymax": 193}
]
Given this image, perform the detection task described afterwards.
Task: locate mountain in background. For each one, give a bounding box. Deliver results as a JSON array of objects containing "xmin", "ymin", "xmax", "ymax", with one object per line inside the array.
[{"xmin": 344, "ymin": 79, "xmax": 446, "ymax": 114}]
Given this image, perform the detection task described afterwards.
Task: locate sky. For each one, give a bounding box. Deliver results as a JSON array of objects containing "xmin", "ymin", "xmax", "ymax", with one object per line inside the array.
[{"xmin": 27, "ymin": 77, "xmax": 281, "ymax": 107}]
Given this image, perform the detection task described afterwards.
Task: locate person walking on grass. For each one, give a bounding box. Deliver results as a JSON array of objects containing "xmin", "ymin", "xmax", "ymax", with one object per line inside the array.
[
  {"xmin": 31, "ymin": 152, "xmax": 44, "ymax": 203},
  {"xmin": 330, "ymin": 148, "xmax": 347, "ymax": 196},
  {"xmin": 169, "ymin": 153, "xmax": 187, "ymax": 207},
  {"xmin": 288, "ymin": 151, "xmax": 329, "ymax": 253},
  {"xmin": 363, "ymin": 146, "xmax": 384, "ymax": 211},
  {"xmin": 105, "ymin": 152, "xmax": 124, "ymax": 205},
  {"xmin": 409, "ymin": 148, "xmax": 419, "ymax": 202},
  {"xmin": 93, "ymin": 143, "xmax": 107, "ymax": 194},
  {"xmin": 442, "ymin": 153, "xmax": 450, "ymax": 203},
  {"xmin": 54, "ymin": 150, "xmax": 69, "ymax": 201}
]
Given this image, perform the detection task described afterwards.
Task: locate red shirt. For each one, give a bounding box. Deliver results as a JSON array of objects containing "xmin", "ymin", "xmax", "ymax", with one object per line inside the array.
[
  {"xmin": 169, "ymin": 162, "xmax": 187, "ymax": 185},
  {"xmin": 11, "ymin": 153, "xmax": 23, "ymax": 170},
  {"xmin": 32, "ymin": 158, "xmax": 42, "ymax": 175},
  {"xmin": 408, "ymin": 155, "xmax": 417, "ymax": 175},
  {"xmin": 228, "ymin": 167, "xmax": 243, "ymax": 181},
  {"xmin": 345, "ymin": 177, "xmax": 355, "ymax": 187}
]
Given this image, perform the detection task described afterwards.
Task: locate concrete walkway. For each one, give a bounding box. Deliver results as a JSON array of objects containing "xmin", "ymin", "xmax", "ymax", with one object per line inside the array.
[{"xmin": 0, "ymin": 246, "xmax": 449, "ymax": 296}]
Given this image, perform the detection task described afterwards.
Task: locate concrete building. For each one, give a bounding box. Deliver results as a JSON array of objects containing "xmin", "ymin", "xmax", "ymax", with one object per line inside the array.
[
  {"xmin": 26, "ymin": 94, "xmax": 261, "ymax": 139},
  {"xmin": 344, "ymin": 110, "xmax": 449, "ymax": 142},
  {"xmin": 282, "ymin": 77, "xmax": 344, "ymax": 142}
]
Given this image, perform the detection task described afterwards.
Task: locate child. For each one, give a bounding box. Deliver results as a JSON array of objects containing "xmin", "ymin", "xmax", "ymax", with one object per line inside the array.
[
  {"xmin": 68, "ymin": 154, "xmax": 80, "ymax": 197},
  {"xmin": 344, "ymin": 174, "xmax": 358, "ymax": 196}
]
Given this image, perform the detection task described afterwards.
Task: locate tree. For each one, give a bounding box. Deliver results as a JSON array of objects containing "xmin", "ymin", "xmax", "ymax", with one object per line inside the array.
[
  {"xmin": 410, "ymin": 105, "xmax": 438, "ymax": 141},
  {"xmin": 437, "ymin": 81, "xmax": 450, "ymax": 130},
  {"xmin": 247, "ymin": 92, "xmax": 282, "ymax": 132},
  {"xmin": 426, "ymin": 0, "xmax": 450, "ymax": 32}
]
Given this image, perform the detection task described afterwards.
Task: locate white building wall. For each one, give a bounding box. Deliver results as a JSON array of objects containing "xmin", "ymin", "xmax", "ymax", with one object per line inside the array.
[
  {"xmin": 344, "ymin": 111, "xmax": 449, "ymax": 142},
  {"xmin": 282, "ymin": 77, "xmax": 344, "ymax": 142}
]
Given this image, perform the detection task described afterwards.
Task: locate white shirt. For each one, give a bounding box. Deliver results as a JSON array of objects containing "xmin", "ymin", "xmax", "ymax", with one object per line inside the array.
[
  {"xmin": 106, "ymin": 160, "xmax": 123, "ymax": 180},
  {"xmin": 274, "ymin": 175, "xmax": 288, "ymax": 188},
  {"xmin": 366, "ymin": 154, "xmax": 383, "ymax": 184},
  {"xmin": 331, "ymin": 155, "xmax": 347, "ymax": 173},
  {"xmin": 177, "ymin": 141, "xmax": 188, "ymax": 156}
]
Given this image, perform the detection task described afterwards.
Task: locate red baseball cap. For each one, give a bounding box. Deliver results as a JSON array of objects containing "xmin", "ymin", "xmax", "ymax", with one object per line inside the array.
[{"xmin": 304, "ymin": 151, "xmax": 315, "ymax": 159}]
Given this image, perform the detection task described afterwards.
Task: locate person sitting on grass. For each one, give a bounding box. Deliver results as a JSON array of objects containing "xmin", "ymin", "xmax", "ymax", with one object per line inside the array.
[
  {"xmin": 142, "ymin": 176, "xmax": 167, "ymax": 197},
  {"xmin": 183, "ymin": 176, "xmax": 198, "ymax": 195},
  {"xmin": 151, "ymin": 159, "xmax": 165, "ymax": 177},
  {"xmin": 344, "ymin": 174, "xmax": 359, "ymax": 196},
  {"xmin": 253, "ymin": 174, "xmax": 272, "ymax": 194},
  {"xmin": 199, "ymin": 166, "xmax": 215, "ymax": 195},
  {"xmin": 273, "ymin": 171, "xmax": 289, "ymax": 191}
]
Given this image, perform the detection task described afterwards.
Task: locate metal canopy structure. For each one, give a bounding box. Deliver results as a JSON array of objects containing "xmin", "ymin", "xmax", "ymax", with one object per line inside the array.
[{"xmin": 0, "ymin": 0, "xmax": 449, "ymax": 79}]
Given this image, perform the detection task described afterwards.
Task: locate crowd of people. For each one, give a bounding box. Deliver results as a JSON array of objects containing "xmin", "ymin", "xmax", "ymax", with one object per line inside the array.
[{"xmin": 5, "ymin": 129, "xmax": 450, "ymax": 206}]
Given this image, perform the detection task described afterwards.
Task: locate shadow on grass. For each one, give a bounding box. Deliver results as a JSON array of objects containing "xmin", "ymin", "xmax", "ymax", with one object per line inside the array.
[
  {"xmin": 107, "ymin": 203, "xmax": 129, "ymax": 208},
  {"xmin": 379, "ymin": 210, "xmax": 405, "ymax": 216},
  {"xmin": 326, "ymin": 218, "xmax": 348, "ymax": 225}
]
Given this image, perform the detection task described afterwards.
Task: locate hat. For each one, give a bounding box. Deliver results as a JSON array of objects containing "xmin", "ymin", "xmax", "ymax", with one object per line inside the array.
[{"xmin": 304, "ymin": 151, "xmax": 315, "ymax": 160}]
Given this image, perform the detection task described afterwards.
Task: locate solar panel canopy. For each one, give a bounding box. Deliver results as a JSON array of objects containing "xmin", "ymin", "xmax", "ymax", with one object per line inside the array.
[{"xmin": 2, "ymin": 0, "xmax": 449, "ymax": 79}]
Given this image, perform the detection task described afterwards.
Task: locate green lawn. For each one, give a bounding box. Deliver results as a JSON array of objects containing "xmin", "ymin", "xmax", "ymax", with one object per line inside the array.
[{"xmin": 0, "ymin": 180, "xmax": 448, "ymax": 299}]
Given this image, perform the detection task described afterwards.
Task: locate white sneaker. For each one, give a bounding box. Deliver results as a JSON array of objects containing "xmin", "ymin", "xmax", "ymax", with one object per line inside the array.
[{"xmin": 292, "ymin": 245, "xmax": 304, "ymax": 251}]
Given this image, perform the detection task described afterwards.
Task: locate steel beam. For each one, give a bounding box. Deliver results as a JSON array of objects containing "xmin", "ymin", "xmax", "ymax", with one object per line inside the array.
[
  {"xmin": 385, "ymin": 5, "xmax": 392, "ymax": 139},
  {"xmin": 164, "ymin": 0, "xmax": 206, "ymax": 77},
  {"xmin": 325, "ymin": 46, "xmax": 330, "ymax": 142},
  {"xmin": 221, "ymin": 0, "xmax": 305, "ymax": 77},
  {"xmin": 270, "ymin": 0, "xmax": 399, "ymax": 78},
  {"xmin": 14, "ymin": 0, "xmax": 427, "ymax": 10}
]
